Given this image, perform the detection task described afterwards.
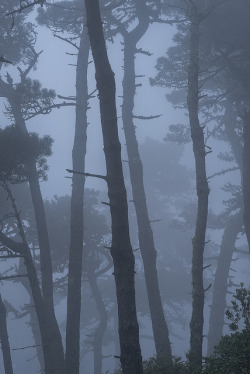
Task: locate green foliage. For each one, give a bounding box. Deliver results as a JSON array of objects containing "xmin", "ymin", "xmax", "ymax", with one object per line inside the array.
[
  {"xmin": 200, "ymin": 329, "xmax": 250, "ymax": 374},
  {"xmin": 0, "ymin": 0, "xmax": 36, "ymax": 64},
  {"xmin": 200, "ymin": 284, "xmax": 250, "ymax": 374},
  {"xmin": 4, "ymin": 78, "xmax": 56, "ymax": 121},
  {"xmin": 0, "ymin": 125, "xmax": 53, "ymax": 183},
  {"xmin": 114, "ymin": 355, "xmax": 188, "ymax": 374},
  {"xmin": 225, "ymin": 283, "xmax": 250, "ymax": 331}
]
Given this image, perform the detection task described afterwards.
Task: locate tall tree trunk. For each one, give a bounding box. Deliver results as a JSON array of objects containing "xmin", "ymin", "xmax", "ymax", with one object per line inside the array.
[
  {"xmin": 87, "ymin": 267, "xmax": 108, "ymax": 374},
  {"xmin": 84, "ymin": 1, "xmax": 143, "ymax": 373},
  {"xmin": 242, "ymin": 109, "xmax": 250, "ymax": 254},
  {"xmin": 0, "ymin": 184, "xmax": 64, "ymax": 374},
  {"xmin": 187, "ymin": 6, "xmax": 209, "ymax": 369},
  {"xmin": 0, "ymin": 294, "xmax": 14, "ymax": 374},
  {"xmin": 6, "ymin": 97, "xmax": 65, "ymax": 373},
  {"xmin": 207, "ymin": 100, "xmax": 243, "ymax": 354},
  {"xmin": 121, "ymin": 0, "xmax": 172, "ymax": 358},
  {"xmin": 65, "ymin": 30, "xmax": 90, "ymax": 374},
  {"xmin": 207, "ymin": 212, "xmax": 242, "ymax": 354}
]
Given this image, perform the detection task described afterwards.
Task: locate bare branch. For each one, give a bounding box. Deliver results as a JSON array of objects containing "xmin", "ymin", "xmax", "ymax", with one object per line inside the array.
[
  {"xmin": 0, "ymin": 274, "xmax": 28, "ymax": 281},
  {"xmin": 66, "ymin": 169, "xmax": 107, "ymax": 181},
  {"xmin": 135, "ymin": 48, "xmax": 153, "ymax": 56},
  {"xmin": 12, "ymin": 344, "xmax": 43, "ymax": 351},
  {"xmin": 53, "ymin": 34, "xmax": 79, "ymax": 50},
  {"xmin": 208, "ymin": 167, "xmax": 239, "ymax": 180},
  {"xmin": 133, "ymin": 114, "xmax": 162, "ymax": 120},
  {"xmin": 204, "ymin": 283, "xmax": 212, "ymax": 292},
  {"xmin": 203, "ymin": 264, "xmax": 211, "ymax": 270},
  {"xmin": 57, "ymin": 95, "xmax": 76, "ymax": 101}
]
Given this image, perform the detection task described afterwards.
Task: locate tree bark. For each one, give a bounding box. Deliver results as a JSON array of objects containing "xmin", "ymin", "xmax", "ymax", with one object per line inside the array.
[
  {"xmin": 84, "ymin": 1, "xmax": 143, "ymax": 373},
  {"xmin": 187, "ymin": 5, "xmax": 209, "ymax": 369},
  {"xmin": 121, "ymin": 0, "xmax": 172, "ymax": 359},
  {"xmin": 242, "ymin": 109, "xmax": 250, "ymax": 254},
  {"xmin": 0, "ymin": 185, "xmax": 64, "ymax": 374},
  {"xmin": 3, "ymin": 89, "xmax": 65, "ymax": 373},
  {"xmin": 207, "ymin": 100, "xmax": 243, "ymax": 354},
  {"xmin": 207, "ymin": 212, "xmax": 242, "ymax": 354},
  {"xmin": 65, "ymin": 29, "xmax": 90, "ymax": 374},
  {"xmin": 0, "ymin": 294, "xmax": 14, "ymax": 374},
  {"xmin": 87, "ymin": 267, "xmax": 108, "ymax": 374}
]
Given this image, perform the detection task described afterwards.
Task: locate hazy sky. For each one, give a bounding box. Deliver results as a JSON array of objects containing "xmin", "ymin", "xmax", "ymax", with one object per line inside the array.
[{"xmin": 25, "ymin": 21, "xmax": 178, "ymax": 199}]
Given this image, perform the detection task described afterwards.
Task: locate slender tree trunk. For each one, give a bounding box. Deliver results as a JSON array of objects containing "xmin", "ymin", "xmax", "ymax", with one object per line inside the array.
[
  {"xmin": 87, "ymin": 267, "xmax": 108, "ymax": 374},
  {"xmin": 207, "ymin": 101, "xmax": 243, "ymax": 354},
  {"xmin": 207, "ymin": 212, "xmax": 242, "ymax": 354},
  {"xmin": 84, "ymin": 1, "xmax": 143, "ymax": 373},
  {"xmin": 6, "ymin": 97, "xmax": 65, "ymax": 373},
  {"xmin": 0, "ymin": 184, "xmax": 64, "ymax": 374},
  {"xmin": 187, "ymin": 6, "xmax": 209, "ymax": 369},
  {"xmin": 18, "ymin": 260, "xmax": 44, "ymax": 373},
  {"xmin": 121, "ymin": 0, "xmax": 172, "ymax": 358},
  {"xmin": 65, "ymin": 30, "xmax": 90, "ymax": 374},
  {"xmin": 242, "ymin": 109, "xmax": 250, "ymax": 254},
  {"xmin": 0, "ymin": 294, "xmax": 14, "ymax": 374}
]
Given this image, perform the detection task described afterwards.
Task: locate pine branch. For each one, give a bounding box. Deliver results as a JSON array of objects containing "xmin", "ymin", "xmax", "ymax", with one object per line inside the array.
[
  {"xmin": 5, "ymin": 0, "xmax": 46, "ymax": 17},
  {"xmin": 25, "ymin": 102, "xmax": 76, "ymax": 120}
]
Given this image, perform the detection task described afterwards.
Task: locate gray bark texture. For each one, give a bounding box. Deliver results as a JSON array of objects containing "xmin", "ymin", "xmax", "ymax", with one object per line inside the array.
[
  {"xmin": 65, "ymin": 30, "xmax": 89, "ymax": 374},
  {"xmin": 84, "ymin": 0, "xmax": 143, "ymax": 373},
  {"xmin": 3, "ymin": 92, "xmax": 65, "ymax": 374},
  {"xmin": 87, "ymin": 266, "xmax": 108, "ymax": 374},
  {"xmin": 0, "ymin": 184, "xmax": 64, "ymax": 374},
  {"xmin": 0, "ymin": 294, "xmax": 14, "ymax": 374},
  {"xmin": 207, "ymin": 100, "xmax": 243, "ymax": 354},
  {"xmin": 121, "ymin": 0, "xmax": 172, "ymax": 359},
  {"xmin": 242, "ymin": 110, "xmax": 250, "ymax": 254},
  {"xmin": 187, "ymin": 5, "xmax": 209, "ymax": 369},
  {"xmin": 207, "ymin": 212, "xmax": 242, "ymax": 354}
]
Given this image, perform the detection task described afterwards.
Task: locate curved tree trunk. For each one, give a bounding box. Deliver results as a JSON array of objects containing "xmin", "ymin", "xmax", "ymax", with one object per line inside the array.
[
  {"xmin": 84, "ymin": 1, "xmax": 143, "ymax": 373},
  {"xmin": 0, "ymin": 294, "xmax": 13, "ymax": 374},
  {"xmin": 207, "ymin": 212, "xmax": 242, "ymax": 354},
  {"xmin": 121, "ymin": 0, "xmax": 171, "ymax": 358},
  {"xmin": 65, "ymin": 30, "xmax": 90, "ymax": 374},
  {"xmin": 6, "ymin": 97, "xmax": 65, "ymax": 373},
  {"xmin": 187, "ymin": 5, "xmax": 209, "ymax": 369},
  {"xmin": 0, "ymin": 184, "xmax": 64, "ymax": 374}
]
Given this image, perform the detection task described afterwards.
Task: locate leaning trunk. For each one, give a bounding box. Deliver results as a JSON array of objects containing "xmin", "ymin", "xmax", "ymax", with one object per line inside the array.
[
  {"xmin": 187, "ymin": 6, "xmax": 209, "ymax": 369},
  {"xmin": 84, "ymin": 1, "xmax": 143, "ymax": 373},
  {"xmin": 0, "ymin": 294, "xmax": 14, "ymax": 374},
  {"xmin": 7, "ymin": 97, "xmax": 65, "ymax": 373},
  {"xmin": 65, "ymin": 30, "xmax": 90, "ymax": 374},
  {"xmin": 207, "ymin": 212, "xmax": 242, "ymax": 354},
  {"xmin": 122, "ymin": 32, "xmax": 171, "ymax": 358}
]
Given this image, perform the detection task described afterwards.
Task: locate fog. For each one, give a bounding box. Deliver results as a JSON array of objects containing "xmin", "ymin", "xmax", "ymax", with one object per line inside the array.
[{"xmin": 0, "ymin": 1, "xmax": 249, "ymax": 374}]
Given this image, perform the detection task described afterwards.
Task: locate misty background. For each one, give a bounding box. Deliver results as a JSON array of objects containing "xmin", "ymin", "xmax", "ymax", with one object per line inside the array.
[{"xmin": 0, "ymin": 1, "xmax": 249, "ymax": 374}]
